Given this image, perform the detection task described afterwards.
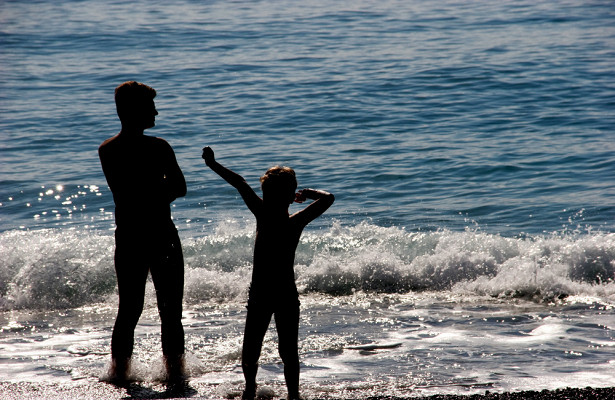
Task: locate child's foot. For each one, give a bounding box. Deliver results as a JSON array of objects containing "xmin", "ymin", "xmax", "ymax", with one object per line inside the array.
[
  {"xmin": 241, "ymin": 389, "xmax": 256, "ymax": 400},
  {"xmin": 284, "ymin": 391, "xmax": 303, "ymax": 400},
  {"xmin": 164, "ymin": 354, "xmax": 187, "ymax": 384},
  {"xmin": 106, "ymin": 357, "xmax": 131, "ymax": 386}
]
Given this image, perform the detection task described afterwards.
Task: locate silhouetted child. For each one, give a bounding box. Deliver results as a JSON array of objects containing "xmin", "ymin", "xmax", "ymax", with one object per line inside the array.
[{"xmin": 202, "ymin": 146, "xmax": 334, "ymax": 400}]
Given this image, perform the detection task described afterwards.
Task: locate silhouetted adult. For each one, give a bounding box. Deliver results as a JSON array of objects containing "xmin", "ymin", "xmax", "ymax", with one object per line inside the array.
[{"xmin": 99, "ymin": 81, "xmax": 187, "ymax": 384}]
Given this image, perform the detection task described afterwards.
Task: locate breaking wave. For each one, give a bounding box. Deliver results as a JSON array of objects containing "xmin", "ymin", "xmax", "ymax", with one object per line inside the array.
[{"xmin": 1, "ymin": 221, "xmax": 614, "ymax": 310}]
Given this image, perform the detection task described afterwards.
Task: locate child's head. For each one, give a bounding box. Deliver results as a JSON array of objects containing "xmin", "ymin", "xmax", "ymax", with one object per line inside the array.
[{"xmin": 260, "ymin": 166, "xmax": 297, "ymax": 206}]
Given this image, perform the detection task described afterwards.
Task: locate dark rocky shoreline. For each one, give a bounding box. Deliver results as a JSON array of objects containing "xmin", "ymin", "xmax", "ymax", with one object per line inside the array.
[
  {"xmin": 1, "ymin": 382, "xmax": 613, "ymax": 399},
  {"xmin": 375, "ymin": 386, "xmax": 614, "ymax": 400}
]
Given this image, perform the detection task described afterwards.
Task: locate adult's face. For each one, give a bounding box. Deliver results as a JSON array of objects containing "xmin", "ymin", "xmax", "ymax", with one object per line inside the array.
[{"xmin": 140, "ymin": 99, "xmax": 158, "ymax": 130}]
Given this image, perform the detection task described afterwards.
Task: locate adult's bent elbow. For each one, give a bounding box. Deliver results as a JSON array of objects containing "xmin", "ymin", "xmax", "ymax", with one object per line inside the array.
[{"xmin": 177, "ymin": 185, "xmax": 187, "ymax": 198}]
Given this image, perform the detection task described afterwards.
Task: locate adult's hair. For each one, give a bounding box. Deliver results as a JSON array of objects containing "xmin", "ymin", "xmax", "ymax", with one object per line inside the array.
[
  {"xmin": 114, "ymin": 81, "xmax": 157, "ymax": 122},
  {"xmin": 260, "ymin": 166, "xmax": 297, "ymax": 203}
]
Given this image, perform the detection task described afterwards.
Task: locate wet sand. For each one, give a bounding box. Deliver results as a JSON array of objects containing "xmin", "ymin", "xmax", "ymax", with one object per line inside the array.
[{"xmin": 0, "ymin": 382, "xmax": 613, "ymax": 400}]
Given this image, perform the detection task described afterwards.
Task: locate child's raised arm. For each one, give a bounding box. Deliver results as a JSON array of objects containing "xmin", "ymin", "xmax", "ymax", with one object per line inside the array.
[
  {"xmin": 292, "ymin": 188, "xmax": 335, "ymax": 227},
  {"xmin": 202, "ymin": 146, "xmax": 262, "ymax": 214}
]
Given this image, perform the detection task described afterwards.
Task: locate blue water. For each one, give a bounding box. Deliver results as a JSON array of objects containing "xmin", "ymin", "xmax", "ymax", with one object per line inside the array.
[{"xmin": 1, "ymin": 0, "xmax": 615, "ymax": 397}]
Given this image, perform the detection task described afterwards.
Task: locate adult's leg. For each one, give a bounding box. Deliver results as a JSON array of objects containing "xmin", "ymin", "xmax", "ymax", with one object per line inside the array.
[
  {"xmin": 274, "ymin": 301, "xmax": 300, "ymax": 399},
  {"xmin": 241, "ymin": 302, "xmax": 273, "ymax": 398},
  {"xmin": 111, "ymin": 230, "xmax": 150, "ymax": 379},
  {"xmin": 150, "ymin": 229, "xmax": 185, "ymax": 380}
]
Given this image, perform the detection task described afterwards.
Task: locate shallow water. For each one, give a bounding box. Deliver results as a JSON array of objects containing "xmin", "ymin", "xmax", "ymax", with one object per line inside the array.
[
  {"xmin": 1, "ymin": 0, "xmax": 615, "ymax": 397},
  {"xmin": 2, "ymin": 225, "xmax": 615, "ymax": 396},
  {"xmin": 2, "ymin": 292, "xmax": 615, "ymax": 397}
]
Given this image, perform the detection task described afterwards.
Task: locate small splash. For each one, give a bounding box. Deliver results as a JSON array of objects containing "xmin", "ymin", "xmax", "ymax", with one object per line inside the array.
[{"xmin": 256, "ymin": 386, "xmax": 276, "ymax": 398}]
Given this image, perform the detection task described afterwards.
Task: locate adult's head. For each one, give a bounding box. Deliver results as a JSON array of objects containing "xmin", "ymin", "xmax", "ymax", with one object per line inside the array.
[{"xmin": 115, "ymin": 81, "xmax": 158, "ymax": 130}]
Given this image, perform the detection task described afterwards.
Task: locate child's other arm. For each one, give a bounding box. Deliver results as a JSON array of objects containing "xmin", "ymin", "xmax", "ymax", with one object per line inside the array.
[
  {"xmin": 292, "ymin": 188, "xmax": 335, "ymax": 226},
  {"xmin": 202, "ymin": 147, "xmax": 262, "ymax": 213}
]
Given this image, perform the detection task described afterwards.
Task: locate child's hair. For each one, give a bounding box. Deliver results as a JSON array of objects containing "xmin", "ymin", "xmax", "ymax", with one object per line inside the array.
[
  {"xmin": 114, "ymin": 81, "xmax": 156, "ymax": 122},
  {"xmin": 260, "ymin": 166, "xmax": 297, "ymax": 203}
]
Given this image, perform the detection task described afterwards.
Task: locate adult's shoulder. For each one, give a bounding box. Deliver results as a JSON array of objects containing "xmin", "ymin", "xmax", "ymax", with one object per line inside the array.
[
  {"xmin": 144, "ymin": 136, "xmax": 178, "ymax": 158},
  {"xmin": 146, "ymin": 135, "xmax": 173, "ymax": 147},
  {"xmin": 99, "ymin": 134, "xmax": 120, "ymax": 154},
  {"xmin": 152, "ymin": 135, "xmax": 176, "ymax": 152}
]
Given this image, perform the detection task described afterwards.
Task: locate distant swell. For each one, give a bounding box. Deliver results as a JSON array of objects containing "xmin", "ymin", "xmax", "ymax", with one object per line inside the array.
[{"xmin": 1, "ymin": 222, "xmax": 614, "ymax": 310}]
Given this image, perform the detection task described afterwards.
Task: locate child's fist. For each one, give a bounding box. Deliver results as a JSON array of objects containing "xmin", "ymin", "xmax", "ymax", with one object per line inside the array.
[
  {"xmin": 202, "ymin": 146, "xmax": 215, "ymax": 164},
  {"xmin": 294, "ymin": 190, "xmax": 307, "ymax": 203}
]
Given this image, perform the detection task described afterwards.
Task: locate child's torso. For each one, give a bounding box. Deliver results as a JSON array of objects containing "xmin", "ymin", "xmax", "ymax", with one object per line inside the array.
[{"xmin": 250, "ymin": 213, "xmax": 303, "ymax": 299}]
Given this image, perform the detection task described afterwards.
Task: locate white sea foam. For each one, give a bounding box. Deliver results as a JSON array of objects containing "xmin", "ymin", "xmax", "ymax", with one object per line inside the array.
[
  {"xmin": 1, "ymin": 223, "xmax": 614, "ymax": 311},
  {"xmin": 297, "ymin": 222, "xmax": 615, "ymax": 303},
  {"xmin": 0, "ymin": 229, "xmax": 116, "ymax": 310}
]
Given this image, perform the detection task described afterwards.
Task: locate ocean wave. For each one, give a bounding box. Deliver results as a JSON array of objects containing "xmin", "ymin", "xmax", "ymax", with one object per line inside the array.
[
  {"xmin": 297, "ymin": 222, "xmax": 615, "ymax": 303},
  {"xmin": 0, "ymin": 229, "xmax": 116, "ymax": 311},
  {"xmin": 1, "ymin": 222, "xmax": 614, "ymax": 310}
]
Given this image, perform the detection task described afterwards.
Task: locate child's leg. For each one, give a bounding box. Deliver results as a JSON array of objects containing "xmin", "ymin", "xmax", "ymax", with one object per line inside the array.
[
  {"xmin": 242, "ymin": 303, "xmax": 273, "ymax": 397},
  {"xmin": 274, "ymin": 301, "xmax": 300, "ymax": 399}
]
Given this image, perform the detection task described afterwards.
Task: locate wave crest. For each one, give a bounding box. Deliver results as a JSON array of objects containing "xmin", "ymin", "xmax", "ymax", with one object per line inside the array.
[{"xmin": 1, "ymin": 222, "xmax": 614, "ymax": 310}]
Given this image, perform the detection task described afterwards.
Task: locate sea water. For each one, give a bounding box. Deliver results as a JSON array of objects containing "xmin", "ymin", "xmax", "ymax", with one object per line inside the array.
[{"xmin": 1, "ymin": 0, "xmax": 614, "ymax": 397}]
